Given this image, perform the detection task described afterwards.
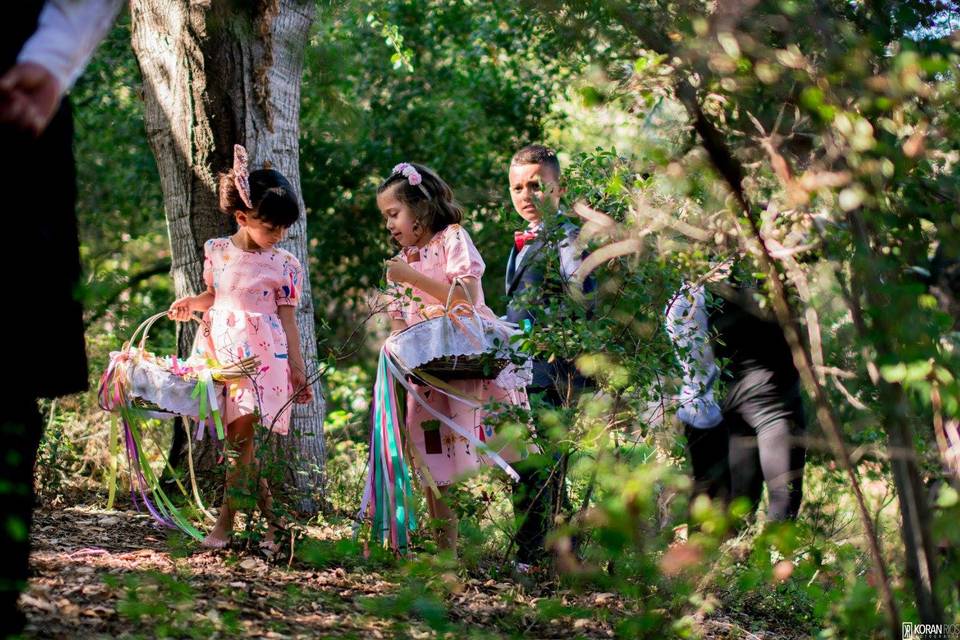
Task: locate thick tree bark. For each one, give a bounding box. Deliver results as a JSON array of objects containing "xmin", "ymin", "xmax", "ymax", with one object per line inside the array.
[{"xmin": 130, "ymin": 0, "xmax": 325, "ymax": 512}]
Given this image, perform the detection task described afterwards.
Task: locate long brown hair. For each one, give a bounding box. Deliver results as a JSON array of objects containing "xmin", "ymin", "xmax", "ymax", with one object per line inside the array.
[{"xmin": 377, "ymin": 162, "xmax": 463, "ymax": 234}]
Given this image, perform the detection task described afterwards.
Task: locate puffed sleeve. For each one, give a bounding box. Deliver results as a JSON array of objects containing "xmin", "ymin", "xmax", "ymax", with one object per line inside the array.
[
  {"xmin": 442, "ymin": 225, "xmax": 485, "ymax": 282},
  {"xmin": 202, "ymin": 239, "xmax": 215, "ymax": 289},
  {"xmin": 275, "ymin": 253, "xmax": 303, "ymax": 306}
]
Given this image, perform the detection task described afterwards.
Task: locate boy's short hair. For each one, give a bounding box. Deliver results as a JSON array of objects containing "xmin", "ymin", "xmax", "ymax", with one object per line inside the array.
[{"xmin": 511, "ymin": 144, "xmax": 561, "ymax": 179}]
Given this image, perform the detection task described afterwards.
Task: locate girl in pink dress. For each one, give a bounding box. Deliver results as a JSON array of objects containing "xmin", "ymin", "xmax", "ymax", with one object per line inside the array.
[
  {"xmin": 167, "ymin": 146, "xmax": 313, "ymax": 550},
  {"xmin": 378, "ymin": 162, "xmax": 528, "ymax": 553}
]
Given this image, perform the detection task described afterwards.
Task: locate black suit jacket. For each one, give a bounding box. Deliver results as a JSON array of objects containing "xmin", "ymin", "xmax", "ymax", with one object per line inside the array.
[
  {"xmin": 3, "ymin": 2, "xmax": 88, "ymax": 397},
  {"xmin": 504, "ymin": 221, "xmax": 593, "ymax": 392}
]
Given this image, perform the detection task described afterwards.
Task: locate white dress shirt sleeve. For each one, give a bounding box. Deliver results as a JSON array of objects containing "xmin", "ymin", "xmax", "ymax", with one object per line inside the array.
[
  {"xmin": 664, "ymin": 283, "xmax": 723, "ymax": 429},
  {"xmin": 17, "ymin": 0, "xmax": 125, "ymax": 94},
  {"xmin": 557, "ymin": 224, "xmax": 583, "ymax": 282}
]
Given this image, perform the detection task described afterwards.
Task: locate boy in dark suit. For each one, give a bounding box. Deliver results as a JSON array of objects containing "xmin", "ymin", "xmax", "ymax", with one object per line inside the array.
[{"xmin": 505, "ymin": 145, "xmax": 591, "ymax": 570}]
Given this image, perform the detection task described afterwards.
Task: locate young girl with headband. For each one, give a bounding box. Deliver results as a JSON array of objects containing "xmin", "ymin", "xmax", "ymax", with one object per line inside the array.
[
  {"xmin": 168, "ymin": 145, "xmax": 313, "ymax": 550},
  {"xmin": 373, "ymin": 162, "xmax": 530, "ymax": 554}
]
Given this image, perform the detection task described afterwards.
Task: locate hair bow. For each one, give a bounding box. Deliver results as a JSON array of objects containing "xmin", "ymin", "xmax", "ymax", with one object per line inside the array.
[{"xmin": 233, "ymin": 144, "xmax": 253, "ymax": 209}]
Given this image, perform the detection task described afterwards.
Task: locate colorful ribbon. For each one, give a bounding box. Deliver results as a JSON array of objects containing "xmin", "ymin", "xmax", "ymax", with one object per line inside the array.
[
  {"xmin": 357, "ymin": 344, "xmax": 521, "ymax": 553},
  {"xmin": 97, "ymin": 312, "xmax": 229, "ymax": 539},
  {"xmin": 119, "ymin": 405, "xmax": 204, "ymax": 540},
  {"xmin": 358, "ymin": 347, "xmax": 417, "ymax": 552}
]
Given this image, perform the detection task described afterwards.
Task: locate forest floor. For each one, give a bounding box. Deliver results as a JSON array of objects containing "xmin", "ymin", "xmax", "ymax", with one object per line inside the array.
[{"xmin": 19, "ymin": 496, "xmax": 809, "ymax": 639}]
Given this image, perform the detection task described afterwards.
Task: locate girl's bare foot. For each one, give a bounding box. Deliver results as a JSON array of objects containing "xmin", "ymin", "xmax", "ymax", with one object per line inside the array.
[
  {"xmin": 259, "ymin": 521, "xmax": 284, "ymax": 555},
  {"xmin": 200, "ymin": 532, "xmax": 230, "ymax": 549},
  {"xmin": 201, "ymin": 512, "xmax": 234, "ymax": 549}
]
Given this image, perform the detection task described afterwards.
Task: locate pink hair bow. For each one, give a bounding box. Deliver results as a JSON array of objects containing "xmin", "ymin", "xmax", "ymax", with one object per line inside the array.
[
  {"xmin": 233, "ymin": 144, "xmax": 253, "ymax": 209},
  {"xmin": 392, "ymin": 162, "xmax": 422, "ymax": 185}
]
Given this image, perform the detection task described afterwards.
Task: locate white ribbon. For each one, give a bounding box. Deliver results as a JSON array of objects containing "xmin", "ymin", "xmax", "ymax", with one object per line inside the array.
[
  {"xmin": 200, "ymin": 368, "xmax": 222, "ymax": 425},
  {"xmin": 384, "ymin": 352, "xmax": 520, "ymax": 482}
]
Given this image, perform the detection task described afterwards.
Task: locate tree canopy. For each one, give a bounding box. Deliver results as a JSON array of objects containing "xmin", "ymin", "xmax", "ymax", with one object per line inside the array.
[{"xmin": 31, "ymin": 1, "xmax": 960, "ymax": 638}]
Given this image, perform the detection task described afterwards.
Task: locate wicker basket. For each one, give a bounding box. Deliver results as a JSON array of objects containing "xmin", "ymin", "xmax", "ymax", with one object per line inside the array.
[
  {"xmin": 387, "ymin": 278, "xmax": 520, "ymax": 382},
  {"xmin": 415, "ymin": 352, "xmax": 512, "ymax": 381},
  {"xmin": 99, "ymin": 311, "xmax": 260, "ymax": 419}
]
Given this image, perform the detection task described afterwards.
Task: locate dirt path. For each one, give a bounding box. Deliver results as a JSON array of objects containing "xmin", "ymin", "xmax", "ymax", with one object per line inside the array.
[
  {"xmin": 21, "ymin": 504, "xmax": 624, "ymax": 639},
  {"xmin": 20, "ymin": 503, "xmax": 797, "ymax": 639}
]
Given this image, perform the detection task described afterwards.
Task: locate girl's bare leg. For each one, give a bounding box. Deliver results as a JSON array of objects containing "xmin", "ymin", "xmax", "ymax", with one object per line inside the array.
[
  {"xmin": 257, "ymin": 477, "xmax": 282, "ymax": 550},
  {"xmin": 202, "ymin": 415, "xmax": 257, "ymax": 548},
  {"xmin": 424, "ymin": 485, "xmax": 458, "ymax": 553}
]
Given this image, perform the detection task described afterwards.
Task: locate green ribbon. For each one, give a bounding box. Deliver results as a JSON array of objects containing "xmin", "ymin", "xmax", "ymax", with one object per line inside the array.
[
  {"xmin": 106, "ymin": 415, "xmax": 119, "ymax": 511},
  {"xmin": 121, "ymin": 406, "xmax": 204, "ymax": 540},
  {"xmin": 192, "ymin": 377, "xmax": 225, "ymax": 440}
]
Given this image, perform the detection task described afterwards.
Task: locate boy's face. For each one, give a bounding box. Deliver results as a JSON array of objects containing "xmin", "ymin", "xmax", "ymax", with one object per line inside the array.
[{"xmin": 508, "ymin": 162, "xmax": 564, "ymax": 226}]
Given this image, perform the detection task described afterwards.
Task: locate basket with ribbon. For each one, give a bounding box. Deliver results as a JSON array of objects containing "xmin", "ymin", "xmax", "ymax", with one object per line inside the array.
[
  {"xmin": 386, "ymin": 277, "xmax": 532, "ymax": 387},
  {"xmin": 98, "ymin": 311, "xmax": 260, "ymax": 539},
  {"xmin": 356, "ymin": 279, "xmax": 531, "ymax": 552}
]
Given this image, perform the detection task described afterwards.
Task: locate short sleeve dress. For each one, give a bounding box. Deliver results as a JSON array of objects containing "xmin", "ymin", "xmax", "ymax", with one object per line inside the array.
[
  {"xmin": 191, "ymin": 237, "xmax": 303, "ymax": 435},
  {"xmin": 386, "ymin": 224, "xmax": 529, "ymax": 486}
]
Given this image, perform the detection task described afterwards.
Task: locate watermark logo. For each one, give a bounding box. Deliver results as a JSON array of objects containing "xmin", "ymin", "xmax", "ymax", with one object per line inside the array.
[{"xmin": 903, "ymin": 622, "xmax": 960, "ymax": 639}]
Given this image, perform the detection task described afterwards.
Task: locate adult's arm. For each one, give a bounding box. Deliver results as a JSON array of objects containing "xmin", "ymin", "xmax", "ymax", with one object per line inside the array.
[
  {"xmin": 664, "ymin": 283, "xmax": 723, "ymax": 429},
  {"xmin": 0, "ymin": 0, "xmax": 124, "ymax": 134},
  {"xmin": 19, "ymin": 0, "xmax": 125, "ymax": 93}
]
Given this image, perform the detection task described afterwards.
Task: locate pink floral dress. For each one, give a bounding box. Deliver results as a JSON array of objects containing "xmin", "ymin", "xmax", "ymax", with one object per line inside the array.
[
  {"xmin": 387, "ymin": 224, "xmax": 528, "ymax": 486},
  {"xmin": 191, "ymin": 238, "xmax": 303, "ymax": 435}
]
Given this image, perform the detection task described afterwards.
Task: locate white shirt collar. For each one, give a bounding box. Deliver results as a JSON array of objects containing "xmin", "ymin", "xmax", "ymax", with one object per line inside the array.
[{"xmin": 526, "ymin": 207, "xmax": 566, "ymax": 233}]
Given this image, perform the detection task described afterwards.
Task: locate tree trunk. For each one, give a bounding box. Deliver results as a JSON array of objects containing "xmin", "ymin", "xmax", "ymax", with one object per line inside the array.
[{"xmin": 130, "ymin": 0, "xmax": 325, "ymax": 513}]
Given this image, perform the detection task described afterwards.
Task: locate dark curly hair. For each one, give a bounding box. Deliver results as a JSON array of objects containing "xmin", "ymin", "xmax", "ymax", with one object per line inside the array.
[
  {"xmin": 219, "ymin": 168, "xmax": 300, "ymax": 228},
  {"xmin": 377, "ymin": 162, "xmax": 463, "ymax": 234}
]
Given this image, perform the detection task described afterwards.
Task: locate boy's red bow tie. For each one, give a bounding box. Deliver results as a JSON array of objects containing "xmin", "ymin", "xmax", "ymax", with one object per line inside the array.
[{"xmin": 514, "ymin": 230, "xmax": 538, "ymax": 251}]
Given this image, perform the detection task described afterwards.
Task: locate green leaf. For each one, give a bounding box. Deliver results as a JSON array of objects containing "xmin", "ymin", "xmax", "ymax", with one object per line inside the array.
[{"xmin": 938, "ymin": 485, "xmax": 959, "ymax": 509}]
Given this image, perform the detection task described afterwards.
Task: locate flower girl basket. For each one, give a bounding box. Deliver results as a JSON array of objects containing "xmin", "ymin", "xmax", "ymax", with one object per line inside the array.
[
  {"xmin": 386, "ymin": 277, "xmax": 532, "ymax": 385},
  {"xmin": 98, "ymin": 310, "xmax": 260, "ymax": 539},
  {"xmin": 357, "ymin": 279, "xmax": 532, "ymax": 552}
]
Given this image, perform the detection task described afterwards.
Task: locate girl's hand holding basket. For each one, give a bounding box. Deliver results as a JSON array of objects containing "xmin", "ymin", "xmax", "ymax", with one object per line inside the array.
[{"xmin": 168, "ymin": 295, "xmax": 199, "ymax": 322}]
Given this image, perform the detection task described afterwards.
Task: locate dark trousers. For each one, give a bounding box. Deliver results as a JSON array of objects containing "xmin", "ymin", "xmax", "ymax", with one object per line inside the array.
[
  {"xmin": 684, "ymin": 423, "xmax": 731, "ymax": 505},
  {"xmin": 511, "ymin": 386, "xmax": 563, "ymax": 564},
  {"xmin": 1, "ymin": 103, "xmax": 84, "ymax": 639},
  {"xmin": 727, "ymin": 407, "xmax": 806, "ymax": 521},
  {"xmin": 684, "ymin": 375, "xmax": 806, "ymax": 521},
  {"xmin": 724, "ymin": 373, "xmax": 807, "ymax": 521},
  {"xmin": 0, "ymin": 396, "xmax": 42, "ymax": 637}
]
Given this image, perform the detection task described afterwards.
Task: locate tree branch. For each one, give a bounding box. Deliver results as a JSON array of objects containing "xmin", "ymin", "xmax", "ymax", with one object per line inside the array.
[
  {"xmin": 84, "ymin": 260, "xmax": 171, "ymax": 328},
  {"xmin": 609, "ymin": 6, "xmax": 902, "ymax": 634}
]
